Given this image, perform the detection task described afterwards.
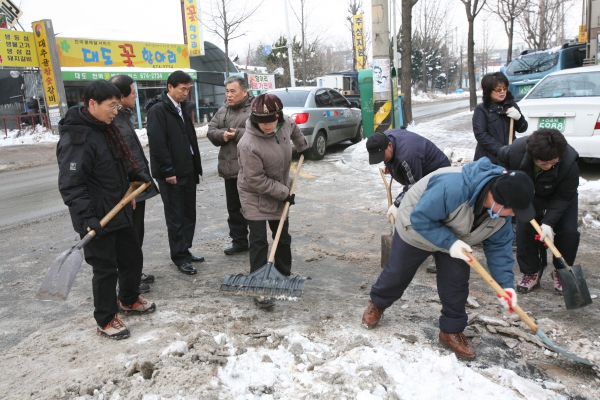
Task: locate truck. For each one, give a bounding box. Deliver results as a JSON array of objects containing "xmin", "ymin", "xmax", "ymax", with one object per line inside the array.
[{"xmin": 316, "ymin": 71, "xmax": 361, "ymax": 107}]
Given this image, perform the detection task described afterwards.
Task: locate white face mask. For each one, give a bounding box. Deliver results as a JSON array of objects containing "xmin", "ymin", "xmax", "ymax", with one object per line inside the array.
[{"xmin": 487, "ymin": 202, "xmax": 504, "ymax": 219}]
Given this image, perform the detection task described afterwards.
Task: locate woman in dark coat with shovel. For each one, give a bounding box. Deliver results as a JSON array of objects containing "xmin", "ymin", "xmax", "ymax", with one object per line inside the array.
[
  {"xmin": 237, "ymin": 93, "xmax": 309, "ymax": 307},
  {"xmin": 473, "ymin": 72, "xmax": 528, "ymax": 164},
  {"xmin": 497, "ymin": 128, "xmax": 579, "ymax": 295}
]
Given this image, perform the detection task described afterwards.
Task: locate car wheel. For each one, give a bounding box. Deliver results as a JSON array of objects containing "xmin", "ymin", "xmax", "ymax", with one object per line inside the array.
[
  {"xmin": 311, "ymin": 131, "xmax": 327, "ymax": 160},
  {"xmin": 350, "ymin": 123, "xmax": 363, "ymax": 144}
]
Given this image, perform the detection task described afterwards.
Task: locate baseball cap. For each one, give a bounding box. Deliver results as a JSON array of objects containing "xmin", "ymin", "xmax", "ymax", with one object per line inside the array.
[
  {"xmin": 491, "ymin": 170, "xmax": 535, "ymax": 221},
  {"xmin": 251, "ymin": 93, "xmax": 283, "ymax": 123},
  {"xmin": 366, "ymin": 132, "xmax": 391, "ymax": 164}
]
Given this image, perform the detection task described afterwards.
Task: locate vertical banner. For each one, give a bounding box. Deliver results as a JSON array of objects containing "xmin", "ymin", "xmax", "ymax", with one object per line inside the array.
[
  {"xmin": 32, "ymin": 20, "xmax": 68, "ymax": 132},
  {"xmin": 184, "ymin": 0, "xmax": 204, "ymax": 56},
  {"xmin": 353, "ymin": 14, "xmax": 366, "ymax": 71}
]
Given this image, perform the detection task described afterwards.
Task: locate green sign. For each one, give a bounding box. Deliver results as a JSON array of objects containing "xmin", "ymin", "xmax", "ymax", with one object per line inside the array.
[{"xmin": 62, "ymin": 70, "xmax": 197, "ymax": 81}]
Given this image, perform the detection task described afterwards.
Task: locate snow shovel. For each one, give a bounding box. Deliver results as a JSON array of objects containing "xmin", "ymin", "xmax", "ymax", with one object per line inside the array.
[
  {"xmin": 379, "ymin": 168, "xmax": 394, "ymax": 268},
  {"xmin": 465, "ymin": 251, "xmax": 595, "ymax": 366},
  {"xmin": 36, "ymin": 181, "xmax": 151, "ymax": 301},
  {"xmin": 220, "ymin": 155, "xmax": 310, "ymax": 297},
  {"xmin": 530, "ymin": 219, "xmax": 593, "ymax": 310}
]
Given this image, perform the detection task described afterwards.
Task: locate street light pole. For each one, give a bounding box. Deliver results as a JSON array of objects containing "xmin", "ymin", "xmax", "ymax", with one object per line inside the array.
[{"xmin": 283, "ymin": 0, "xmax": 296, "ymax": 87}]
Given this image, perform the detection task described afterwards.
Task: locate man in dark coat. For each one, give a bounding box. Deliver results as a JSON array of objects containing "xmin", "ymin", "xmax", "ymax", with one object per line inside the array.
[
  {"xmin": 497, "ymin": 128, "xmax": 579, "ymax": 294},
  {"xmin": 110, "ymin": 75, "xmax": 160, "ymax": 292},
  {"xmin": 57, "ymin": 80, "xmax": 156, "ymax": 340},
  {"xmin": 146, "ymin": 70, "xmax": 203, "ymax": 275},
  {"xmin": 473, "ymin": 72, "xmax": 528, "ymax": 164},
  {"xmin": 207, "ymin": 75, "xmax": 254, "ymax": 255}
]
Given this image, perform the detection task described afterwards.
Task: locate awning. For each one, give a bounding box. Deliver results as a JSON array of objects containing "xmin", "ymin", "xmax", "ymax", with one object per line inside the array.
[{"xmin": 61, "ymin": 67, "xmax": 198, "ymax": 81}]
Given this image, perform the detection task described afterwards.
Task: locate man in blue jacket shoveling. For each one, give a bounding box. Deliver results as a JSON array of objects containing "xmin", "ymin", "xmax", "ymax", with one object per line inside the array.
[{"xmin": 362, "ymin": 157, "xmax": 535, "ymax": 360}]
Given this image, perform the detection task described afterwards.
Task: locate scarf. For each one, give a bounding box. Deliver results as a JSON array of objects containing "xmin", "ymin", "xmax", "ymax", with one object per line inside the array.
[{"xmin": 82, "ymin": 107, "xmax": 138, "ymax": 171}]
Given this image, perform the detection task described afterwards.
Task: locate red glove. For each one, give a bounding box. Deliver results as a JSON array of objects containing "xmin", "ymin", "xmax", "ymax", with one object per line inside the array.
[
  {"xmin": 497, "ymin": 288, "xmax": 517, "ymax": 314},
  {"xmin": 534, "ymin": 235, "xmax": 548, "ymax": 247},
  {"xmin": 384, "ymin": 167, "xmax": 390, "ymax": 174}
]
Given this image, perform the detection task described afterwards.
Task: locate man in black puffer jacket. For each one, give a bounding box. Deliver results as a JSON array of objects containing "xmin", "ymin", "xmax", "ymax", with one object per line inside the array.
[
  {"xmin": 57, "ymin": 80, "xmax": 156, "ymax": 340},
  {"xmin": 497, "ymin": 128, "xmax": 579, "ymax": 295},
  {"xmin": 146, "ymin": 70, "xmax": 203, "ymax": 275}
]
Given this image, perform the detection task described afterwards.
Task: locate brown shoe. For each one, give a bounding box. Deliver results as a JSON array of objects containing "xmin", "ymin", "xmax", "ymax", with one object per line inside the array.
[
  {"xmin": 439, "ymin": 331, "xmax": 476, "ymax": 360},
  {"xmin": 362, "ymin": 300, "xmax": 385, "ymax": 329}
]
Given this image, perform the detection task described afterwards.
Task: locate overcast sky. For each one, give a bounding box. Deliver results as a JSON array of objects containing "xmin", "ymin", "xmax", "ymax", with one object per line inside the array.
[{"xmin": 15, "ymin": 0, "xmax": 583, "ymax": 63}]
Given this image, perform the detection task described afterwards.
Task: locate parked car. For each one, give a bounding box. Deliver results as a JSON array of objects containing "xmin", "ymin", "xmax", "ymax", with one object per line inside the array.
[
  {"xmin": 265, "ymin": 87, "xmax": 363, "ymax": 160},
  {"xmin": 505, "ymin": 43, "xmax": 585, "ymax": 101},
  {"xmin": 517, "ymin": 65, "xmax": 600, "ymax": 161}
]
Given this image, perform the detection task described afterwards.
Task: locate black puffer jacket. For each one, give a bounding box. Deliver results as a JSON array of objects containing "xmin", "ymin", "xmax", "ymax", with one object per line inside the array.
[
  {"xmin": 57, "ymin": 106, "xmax": 135, "ymax": 235},
  {"xmin": 146, "ymin": 93, "xmax": 202, "ymax": 181},
  {"xmin": 497, "ymin": 136, "xmax": 579, "ymax": 227},
  {"xmin": 473, "ymin": 91, "xmax": 528, "ymax": 164}
]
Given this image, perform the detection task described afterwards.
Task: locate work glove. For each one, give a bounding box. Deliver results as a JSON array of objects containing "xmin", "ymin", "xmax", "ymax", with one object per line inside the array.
[
  {"xmin": 134, "ymin": 169, "xmax": 152, "ymax": 183},
  {"xmin": 506, "ymin": 107, "xmax": 521, "ymax": 120},
  {"xmin": 497, "ymin": 288, "xmax": 517, "ymax": 314},
  {"xmin": 84, "ymin": 217, "xmax": 103, "ymax": 237},
  {"xmin": 283, "ymin": 194, "xmax": 295, "ymax": 206},
  {"xmin": 538, "ymin": 223, "xmax": 554, "ymax": 242},
  {"xmin": 299, "ymin": 148, "xmax": 311, "ymax": 158},
  {"xmin": 449, "ymin": 240, "xmax": 473, "ymax": 262},
  {"xmin": 386, "ymin": 204, "xmax": 398, "ymax": 220}
]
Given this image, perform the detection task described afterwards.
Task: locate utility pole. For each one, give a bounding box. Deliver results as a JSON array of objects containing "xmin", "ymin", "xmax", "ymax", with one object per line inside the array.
[
  {"xmin": 283, "ymin": 0, "xmax": 296, "ymax": 87},
  {"xmin": 372, "ymin": 0, "xmax": 392, "ymax": 133}
]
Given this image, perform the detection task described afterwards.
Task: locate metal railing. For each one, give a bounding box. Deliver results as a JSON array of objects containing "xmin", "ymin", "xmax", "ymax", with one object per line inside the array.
[{"xmin": 1, "ymin": 113, "xmax": 50, "ymax": 138}]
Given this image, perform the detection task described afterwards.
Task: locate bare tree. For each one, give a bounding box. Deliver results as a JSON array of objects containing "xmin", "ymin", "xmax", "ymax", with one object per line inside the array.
[
  {"xmin": 518, "ymin": 0, "xmax": 575, "ymax": 50},
  {"xmin": 290, "ymin": 0, "xmax": 325, "ymax": 85},
  {"xmin": 203, "ymin": 0, "xmax": 263, "ymax": 75},
  {"xmin": 485, "ymin": 0, "xmax": 530, "ymax": 64},
  {"xmin": 476, "ymin": 20, "xmax": 497, "ymax": 75},
  {"xmin": 459, "ymin": 0, "xmax": 487, "ymax": 110},
  {"xmin": 400, "ymin": 0, "xmax": 420, "ymax": 125}
]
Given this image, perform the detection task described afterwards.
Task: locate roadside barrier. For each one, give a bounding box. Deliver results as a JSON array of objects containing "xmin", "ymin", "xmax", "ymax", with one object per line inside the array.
[{"xmin": 1, "ymin": 113, "xmax": 50, "ymax": 137}]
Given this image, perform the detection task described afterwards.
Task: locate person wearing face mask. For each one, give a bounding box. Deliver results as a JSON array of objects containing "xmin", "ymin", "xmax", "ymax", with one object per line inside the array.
[
  {"xmin": 236, "ymin": 93, "xmax": 309, "ymax": 305},
  {"xmin": 497, "ymin": 128, "xmax": 579, "ymax": 295},
  {"xmin": 361, "ymin": 157, "xmax": 535, "ymax": 361},
  {"xmin": 473, "ymin": 72, "xmax": 528, "ymax": 164}
]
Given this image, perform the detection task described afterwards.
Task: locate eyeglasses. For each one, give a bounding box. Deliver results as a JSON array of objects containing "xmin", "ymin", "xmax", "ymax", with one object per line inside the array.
[
  {"xmin": 536, "ymin": 158, "xmax": 560, "ymax": 167},
  {"xmin": 493, "ymin": 86, "xmax": 508, "ymax": 93},
  {"xmin": 108, "ymin": 104, "xmax": 122, "ymax": 111}
]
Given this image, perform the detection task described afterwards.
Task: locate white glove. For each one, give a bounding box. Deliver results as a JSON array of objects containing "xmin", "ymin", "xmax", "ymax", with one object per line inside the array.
[
  {"xmin": 497, "ymin": 288, "xmax": 517, "ymax": 314},
  {"xmin": 506, "ymin": 107, "xmax": 521, "ymax": 120},
  {"xmin": 386, "ymin": 204, "xmax": 398, "ymax": 220},
  {"xmin": 539, "ymin": 223, "xmax": 554, "ymax": 242},
  {"xmin": 449, "ymin": 240, "xmax": 473, "ymax": 262}
]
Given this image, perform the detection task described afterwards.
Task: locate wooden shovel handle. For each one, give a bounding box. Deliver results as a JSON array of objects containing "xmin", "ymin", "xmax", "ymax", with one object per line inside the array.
[
  {"xmin": 268, "ymin": 155, "xmax": 305, "ymax": 263},
  {"xmin": 529, "ymin": 219, "xmax": 572, "ymax": 271},
  {"xmin": 379, "ymin": 168, "xmax": 393, "ymax": 207},
  {"xmin": 509, "ymin": 119, "xmax": 514, "ymax": 145},
  {"xmin": 463, "ymin": 250, "xmax": 538, "ymax": 333},
  {"xmin": 90, "ymin": 181, "xmax": 151, "ymax": 237}
]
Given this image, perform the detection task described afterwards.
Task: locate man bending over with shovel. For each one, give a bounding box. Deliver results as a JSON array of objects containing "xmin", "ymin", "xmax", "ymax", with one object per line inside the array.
[
  {"xmin": 57, "ymin": 80, "xmax": 156, "ymax": 340},
  {"xmin": 362, "ymin": 157, "xmax": 535, "ymax": 360},
  {"xmin": 497, "ymin": 128, "xmax": 579, "ymax": 295}
]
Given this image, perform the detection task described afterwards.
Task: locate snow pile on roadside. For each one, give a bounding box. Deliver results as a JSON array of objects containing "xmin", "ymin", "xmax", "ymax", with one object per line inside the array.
[
  {"xmin": 578, "ymin": 177, "xmax": 600, "ymax": 229},
  {"xmin": 412, "ymin": 90, "xmax": 476, "ymax": 103},
  {"xmin": 135, "ymin": 125, "xmax": 208, "ymax": 148},
  {"xmin": 1, "ymin": 125, "xmax": 57, "ymax": 145}
]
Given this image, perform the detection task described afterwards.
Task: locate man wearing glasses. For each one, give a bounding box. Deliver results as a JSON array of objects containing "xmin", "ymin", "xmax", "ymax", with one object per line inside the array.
[
  {"xmin": 497, "ymin": 128, "xmax": 579, "ymax": 294},
  {"xmin": 147, "ymin": 71, "xmax": 203, "ymax": 275},
  {"xmin": 57, "ymin": 80, "xmax": 156, "ymax": 340}
]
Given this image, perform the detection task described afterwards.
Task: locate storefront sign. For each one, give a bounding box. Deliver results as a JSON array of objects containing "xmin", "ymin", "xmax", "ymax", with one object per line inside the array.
[
  {"xmin": 32, "ymin": 20, "xmax": 60, "ymax": 106},
  {"xmin": 248, "ymin": 74, "xmax": 275, "ymax": 90},
  {"xmin": 62, "ymin": 69, "xmax": 197, "ymax": 81},
  {"xmin": 57, "ymin": 38, "xmax": 190, "ymax": 69},
  {"xmin": 353, "ymin": 14, "xmax": 366, "ymax": 71},
  {"xmin": 184, "ymin": 0, "xmax": 204, "ymax": 56},
  {"xmin": 0, "ymin": 0, "xmax": 21, "ymax": 29},
  {"xmin": 0, "ymin": 29, "xmax": 38, "ymax": 67}
]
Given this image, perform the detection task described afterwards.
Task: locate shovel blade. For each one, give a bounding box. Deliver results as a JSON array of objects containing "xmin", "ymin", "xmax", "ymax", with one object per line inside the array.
[
  {"xmin": 535, "ymin": 328, "xmax": 594, "ymax": 366},
  {"xmin": 36, "ymin": 246, "xmax": 84, "ymax": 301},
  {"xmin": 556, "ymin": 265, "xmax": 593, "ymax": 310},
  {"xmin": 381, "ymin": 234, "xmax": 392, "ymax": 268}
]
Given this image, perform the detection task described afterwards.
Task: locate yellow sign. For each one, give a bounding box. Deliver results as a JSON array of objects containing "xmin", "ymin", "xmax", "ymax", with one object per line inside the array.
[
  {"xmin": 56, "ymin": 37, "xmax": 190, "ymax": 69},
  {"xmin": 578, "ymin": 25, "xmax": 587, "ymax": 43},
  {"xmin": 183, "ymin": 0, "xmax": 203, "ymax": 56},
  {"xmin": 0, "ymin": 29, "xmax": 38, "ymax": 67},
  {"xmin": 32, "ymin": 20, "xmax": 59, "ymax": 106},
  {"xmin": 353, "ymin": 14, "xmax": 366, "ymax": 71}
]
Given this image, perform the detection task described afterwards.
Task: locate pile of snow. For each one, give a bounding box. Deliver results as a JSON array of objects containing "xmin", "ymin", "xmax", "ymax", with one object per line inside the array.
[
  {"xmin": 1, "ymin": 125, "xmax": 57, "ymax": 145},
  {"xmin": 412, "ymin": 90, "xmax": 476, "ymax": 104}
]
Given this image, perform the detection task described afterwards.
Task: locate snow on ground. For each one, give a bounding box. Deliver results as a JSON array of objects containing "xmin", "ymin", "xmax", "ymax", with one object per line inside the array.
[
  {"xmin": 411, "ymin": 90, "xmax": 477, "ymax": 103},
  {"xmin": 1, "ymin": 124, "xmax": 59, "ymax": 145}
]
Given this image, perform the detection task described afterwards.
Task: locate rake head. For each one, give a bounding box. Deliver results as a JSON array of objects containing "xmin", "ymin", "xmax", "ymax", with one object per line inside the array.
[{"xmin": 220, "ymin": 262, "xmax": 310, "ymax": 297}]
